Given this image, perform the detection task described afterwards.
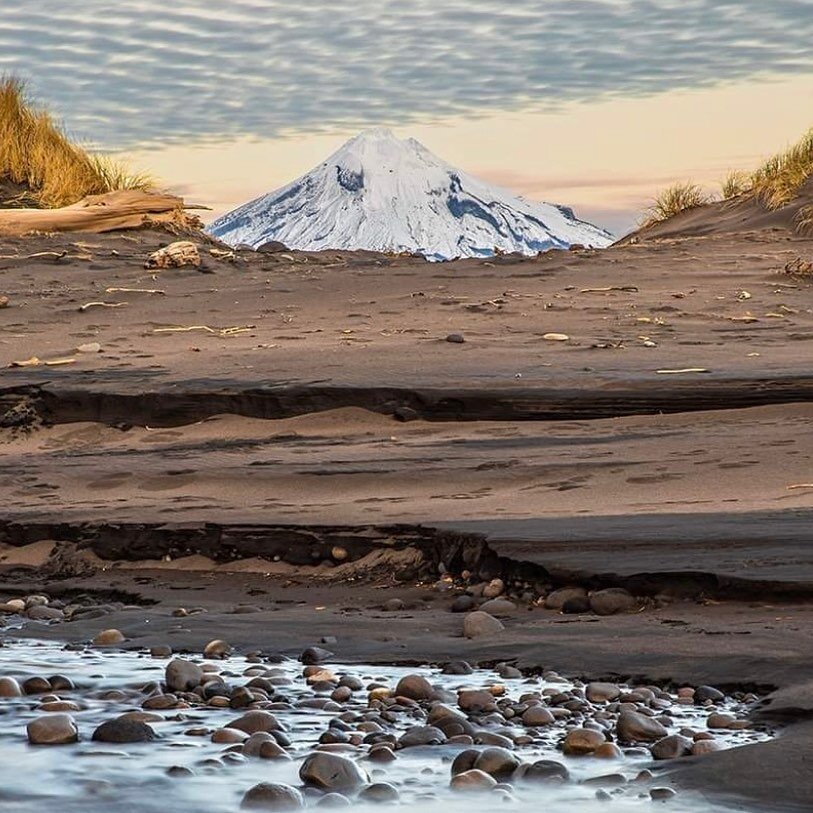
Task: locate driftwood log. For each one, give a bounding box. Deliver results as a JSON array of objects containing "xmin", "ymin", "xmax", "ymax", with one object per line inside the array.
[{"xmin": 0, "ymin": 190, "xmax": 200, "ymax": 236}]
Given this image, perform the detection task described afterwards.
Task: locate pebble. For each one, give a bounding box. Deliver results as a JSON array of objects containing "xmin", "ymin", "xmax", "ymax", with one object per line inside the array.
[
  {"xmin": 92, "ymin": 629, "xmax": 126, "ymax": 646},
  {"xmin": 165, "ymin": 658, "xmax": 203, "ymax": 692},
  {"xmin": 0, "ymin": 676, "xmax": 22, "ymax": 697},
  {"xmin": 92, "ymin": 717, "xmax": 157, "ymax": 743},
  {"xmin": 482, "ymin": 579, "xmax": 505, "ymax": 599},
  {"xmin": 616, "ymin": 711, "xmax": 668, "ymax": 743},
  {"xmin": 299, "ymin": 752, "xmax": 369, "ymax": 791},
  {"xmin": 650, "ymin": 787, "xmax": 677, "ymax": 800},
  {"xmin": 478, "ymin": 598, "xmax": 517, "ymax": 617},
  {"xmin": 463, "ymin": 611, "xmax": 504, "ymax": 638},
  {"xmin": 203, "ymin": 639, "xmax": 231, "ymax": 659},
  {"xmin": 27, "ymin": 713, "xmax": 79, "ymax": 745},
  {"xmin": 450, "ymin": 769, "xmax": 498, "ymax": 791},
  {"xmin": 589, "ymin": 588, "xmax": 638, "ymax": 616},
  {"xmin": 562, "ymin": 728, "xmax": 607, "ymax": 755},
  {"xmin": 241, "ymin": 782, "xmax": 304, "ymax": 810},
  {"xmin": 445, "ymin": 333, "xmax": 465, "ymax": 344}
]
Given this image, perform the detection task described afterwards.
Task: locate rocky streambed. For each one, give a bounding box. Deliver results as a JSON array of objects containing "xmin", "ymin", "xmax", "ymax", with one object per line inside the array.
[{"xmin": 0, "ymin": 636, "xmax": 774, "ymax": 813}]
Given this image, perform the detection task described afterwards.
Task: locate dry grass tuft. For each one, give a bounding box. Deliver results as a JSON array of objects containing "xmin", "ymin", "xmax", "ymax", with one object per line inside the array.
[
  {"xmin": 795, "ymin": 203, "xmax": 813, "ymax": 236},
  {"xmin": 641, "ymin": 182, "xmax": 713, "ymax": 227},
  {"xmin": 0, "ymin": 76, "xmax": 153, "ymax": 208},
  {"xmin": 749, "ymin": 128, "xmax": 813, "ymax": 210},
  {"xmin": 721, "ymin": 170, "xmax": 752, "ymax": 200},
  {"xmin": 782, "ymin": 256, "xmax": 813, "ymax": 279}
]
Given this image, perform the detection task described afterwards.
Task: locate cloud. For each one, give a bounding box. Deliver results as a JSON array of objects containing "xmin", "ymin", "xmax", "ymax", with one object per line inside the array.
[{"xmin": 0, "ymin": 0, "xmax": 811, "ymax": 147}]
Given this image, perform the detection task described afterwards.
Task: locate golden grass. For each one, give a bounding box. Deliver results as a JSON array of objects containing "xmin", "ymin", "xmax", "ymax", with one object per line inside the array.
[
  {"xmin": 720, "ymin": 170, "xmax": 752, "ymax": 200},
  {"xmin": 749, "ymin": 128, "xmax": 813, "ymax": 209},
  {"xmin": 641, "ymin": 182, "xmax": 712, "ymax": 227},
  {"xmin": 796, "ymin": 204, "xmax": 813, "ymax": 236},
  {"xmin": 0, "ymin": 76, "xmax": 153, "ymax": 208}
]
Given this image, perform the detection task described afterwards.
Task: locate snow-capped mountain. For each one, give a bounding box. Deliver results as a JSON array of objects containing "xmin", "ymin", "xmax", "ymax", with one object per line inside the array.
[{"xmin": 207, "ymin": 128, "xmax": 613, "ymax": 259}]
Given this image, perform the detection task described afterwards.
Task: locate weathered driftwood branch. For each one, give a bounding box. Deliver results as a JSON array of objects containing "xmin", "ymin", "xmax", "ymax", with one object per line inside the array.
[{"xmin": 0, "ymin": 190, "xmax": 200, "ymax": 236}]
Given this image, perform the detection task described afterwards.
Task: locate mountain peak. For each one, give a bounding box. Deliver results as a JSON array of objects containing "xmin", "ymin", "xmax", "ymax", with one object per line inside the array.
[{"xmin": 208, "ymin": 131, "xmax": 613, "ymax": 260}]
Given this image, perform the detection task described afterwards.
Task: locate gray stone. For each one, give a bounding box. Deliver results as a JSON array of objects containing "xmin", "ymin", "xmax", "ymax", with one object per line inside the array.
[
  {"xmin": 463, "ymin": 611, "xmax": 504, "ymax": 639},
  {"xmin": 589, "ymin": 588, "xmax": 638, "ymax": 616},
  {"xmin": 165, "ymin": 659, "xmax": 203, "ymax": 692},
  {"xmin": 241, "ymin": 782, "xmax": 304, "ymax": 810},
  {"xmin": 299, "ymin": 752, "xmax": 369, "ymax": 792},
  {"xmin": 617, "ymin": 711, "xmax": 668, "ymax": 743}
]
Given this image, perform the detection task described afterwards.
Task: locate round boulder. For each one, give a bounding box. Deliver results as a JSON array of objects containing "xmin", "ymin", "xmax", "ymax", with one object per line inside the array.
[
  {"xmin": 299, "ymin": 752, "xmax": 369, "ymax": 792},
  {"xmin": 589, "ymin": 588, "xmax": 638, "ymax": 616},
  {"xmin": 450, "ymin": 769, "xmax": 498, "ymax": 792},
  {"xmin": 241, "ymin": 782, "xmax": 304, "ymax": 810},
  {"xmin": 165, "ymin": 659, "xmax": 203, "ymax": 692},
  {"xmin": 92, "ymin": 717, "xmax": 157, "ymax": 743},
  {"xmin": 394, "ymin": 674, "xmax": 434, "ymax": 701},
  {"xmin": 616, "ymin": 710, "xmax": 668, "ymax": 743},
  {"xmin": 27, "ymin": 713, "xmax": 78, "ymax": 745},
  {"xmin": 562, "ymin": 727, "xmax": 606, "ymax": 755},
  {"xmin": 463, "ymin": 611, "xmax": 504, "ymax": 639}
]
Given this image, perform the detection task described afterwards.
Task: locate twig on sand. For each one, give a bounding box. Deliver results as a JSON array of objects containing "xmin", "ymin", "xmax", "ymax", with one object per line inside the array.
[
  {"xmin": 9, "ymin": 356, "xmax": 76, "ymax": 368},
  {"xmin": 0, "ymin": 250, "xmax": 67, "ymax": 261},
  {"xmin": 105, "ymin": 287, "xmax": 165, "ymax": 295},
  {"xmin": 580, "ymin": 286, "xmax": 639, "ymax": 293},
  {"xmin": 655, "ymin": 367, "xmax": 710, "ymax": 374},
  {"xmin": 79, "ymin": 302, "xmax": 127, "ymax": 312},
  {"xmin": 787, "ymin": 483, "xmax": 813, "ymax": 490},
  {"xmin": 153, "ymin": 324, "xmax": 255, "ymax": 337}
]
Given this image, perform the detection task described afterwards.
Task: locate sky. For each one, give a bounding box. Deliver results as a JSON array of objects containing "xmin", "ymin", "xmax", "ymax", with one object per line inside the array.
[{"xmin": 1, "ymin": 0, "xmax": 812, "ymax": 235}]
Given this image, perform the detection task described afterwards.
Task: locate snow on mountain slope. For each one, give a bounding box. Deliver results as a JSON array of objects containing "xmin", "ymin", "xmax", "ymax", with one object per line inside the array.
[{"xmin": 207, "ymin": 128, "xmax": 614, "ymax": 259}]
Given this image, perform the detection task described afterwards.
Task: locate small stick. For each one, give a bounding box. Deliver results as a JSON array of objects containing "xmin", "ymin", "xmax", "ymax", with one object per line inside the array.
[
  {"xmin": 656, "ymin": 368, "xmax": 710, "ymax": 374},
  {"xmin": 580, "ymin": 285, "xmax": 639, "ymax": 293},
  {"xmin": 79, "ymin": 302, "xmax": 127, "ymax": 312},
  {"xmin": 105, "ymin": 287, "xmax": 165, "ymax": 295}
]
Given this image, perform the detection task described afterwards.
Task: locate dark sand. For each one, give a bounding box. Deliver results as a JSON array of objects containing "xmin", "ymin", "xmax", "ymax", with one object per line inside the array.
[{"xmin": 1, "ymin": 224, "xmax": 812, "ymax": 809}]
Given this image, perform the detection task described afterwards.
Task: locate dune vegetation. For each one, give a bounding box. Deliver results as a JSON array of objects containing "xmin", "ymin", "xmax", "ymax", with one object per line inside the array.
[
  {"xmin": 644, "ymin": 126, "xmax": 813, "ymax": 228},
  {"xmin": 0, "ymin": 76, "xmax": 153, "ymax": 208}
]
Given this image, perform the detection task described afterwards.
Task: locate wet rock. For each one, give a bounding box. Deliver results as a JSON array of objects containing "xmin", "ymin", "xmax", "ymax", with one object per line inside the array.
[
  {"xmin": 241, "ymin": 782, "xmax": 304, "ymax": 810},
  {"xmin": 27, "ymin": 713, "xmax": 79, "ymax": 745},
  {"xmin": 694, "ymin": 685, "xmax": 725, "ymax": 704},
  {"xmin": 651, "ymin": 734, "xmax": 693, "ymax": 760},
  {"xmin": 479, "ymin": 598, "xmax": 517, "ymax": 617},
  {"xmin": 394, "ymin": 674, "xmax": 434, "ymax": 701},
  {"xmin": 561, "ymin": 596, "xmax": 592, "ymax": 614},
  {"xmin": 300, "ymin": 647, "xmax": 333, "ymax": 665},
  {"xmin": 450, "ymin": 769, "xmax": 498, "ymax": 792},
  {"xmin": 544, "ymin": 587, "xmax": 587, "ymax": 610},
  {"xmin": 707, "ymin": 712, "xmax": 737, "ymax": 729},
  {"xmin": 650, "ymin": 787, "xmax": 677, "ymax": 800},
  {"xmin": 39, "ymin": 700, "xmax": 81, "ymax": 712},
  {"xmin": 0, "ymin": 676, "xmax": 22, "ymax": 697},
  {"xmin": 692, "ymin": 739, "xmax": 722, "ymax": 756},
  {"xmin": 299, "ymin": 752, "xmax": 369, "ymax": 792},
  {"xmin": 92, "ymin": 629, "xmax": 126, "ymax": 646},
  {"xmin": 22, "ymin": 676, "xmax": 51, "ymax": 694},
  {"xmin": 463, "ymin": 611, "xmax": 504, "ymax": 639},
  {"xmin": 150, "ymin": 645, "xmax": 173, "ymax": 659},
  {"xmin": 496, "ymin": 663, "xmax": 522, "ymax": 679},
  {"xmin": 474, "ymin": 747, "xmax": 521, "ymax": 780},
  {"xmin": 458, "ymin": 689, "xmax": 498, "ymax": 713},
  {"xmin": 359, "ymin": 783, "xmax": 400, "ymax": 803},
  {"xmin": 92, "ymin": 717, "xmax": 157, "ymax": 743},
  {"xmin": 368, "ymin": 744, "xmax": 397, "ymax": 762},
  {"xmin": 203, "ymin": 639, "xmax": 231, "ymax": 659},
  {"xmin": 0, "ymin": 599, "xmax": 26, "ymax": 614},
  {"xmin": 617, "ymin": 711, "xmax": 668, "ymax": 743},
  {"xmin": 586, "ymin": 682, "xmax": 621, "ymax": 703},
  {"xmin": 521, "ymin": 706, "xmax": 555, "ymax": 726},
  {"xmin": 26, "ymin": 606, "xmax": 64, "ymax": 621},
  {"xmin": 228, "ymin": 709, "xmax": 280, "ymax": 734},
  {"xmin": 523, "ymin": 759, "xmax": 570, "ymax": 783},
  {"xmin": 316, "ymin": 794, "xmax": 350, "ymax": 808},
  {"xmin": 451, "ymin": 595, "xmax": 476, "ymax": 613},
  {"xmin": 562, "ymin": 728, "xmax": 607, "ymax": 755},
  {"xmin": 443, "ymin": 661, "xmax": 474, "ymax": 675},
  {"xmin": 593, "ymin": 742, "xmax": 624, "ymax": 759},
  {"xmin": 398, "ymin": 725, "xmax": 447, "ymax": 748},
  {"xmin": 165, "ymin": 659, "xmax": 203, "ymax": 692},
  {"xmin": 212, "ymin": 727, "xmax": 249, "ymax": 744},
  {"xmin": 482, "ymin": 579, "xmax": 505, "ymax": 599},
  {"xmin": 589, "ymin": 588, "xmax": 638, "ymax": 616}
]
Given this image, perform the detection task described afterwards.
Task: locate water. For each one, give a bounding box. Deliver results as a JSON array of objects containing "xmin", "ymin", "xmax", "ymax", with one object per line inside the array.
[{"xmin": 0, "ymin": 638, "xmax": 773, "ymax": 813}]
